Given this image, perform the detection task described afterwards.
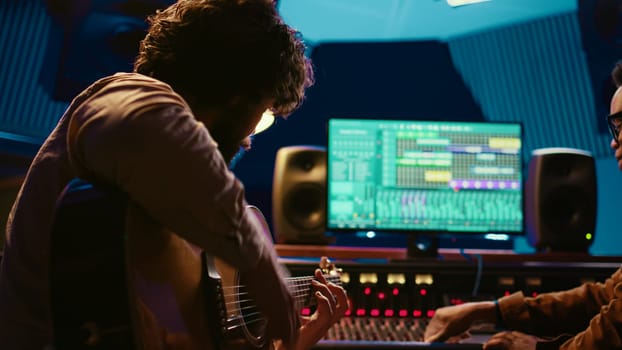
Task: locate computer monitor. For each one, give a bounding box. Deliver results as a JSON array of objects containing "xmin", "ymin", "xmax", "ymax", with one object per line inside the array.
[{"xmin": 326, "ymin": 118, "xmax": 524, "ymax": 254}]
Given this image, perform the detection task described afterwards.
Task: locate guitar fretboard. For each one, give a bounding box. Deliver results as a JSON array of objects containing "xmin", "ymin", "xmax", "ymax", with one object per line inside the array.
[{"xmin": 287, "ymin": 275, "xmax": 342, "ymax": 310}]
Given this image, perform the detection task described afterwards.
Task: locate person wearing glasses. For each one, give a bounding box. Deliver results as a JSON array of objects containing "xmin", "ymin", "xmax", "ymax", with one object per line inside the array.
[
  {"xmin": 0, "ymin": 1, "xmax": 348, "ymax": 349},
  {"xmin": 424, "ymin": 62, "xmax": 622, "ymax": 349},
  {"xmin": 609, "ymin": 61, "xmax": 622, "ymax": 167}
]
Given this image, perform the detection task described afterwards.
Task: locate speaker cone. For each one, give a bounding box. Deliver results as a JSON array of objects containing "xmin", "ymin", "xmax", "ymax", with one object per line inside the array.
[
  {"xmin": 283, "ymin": 183, "xmax": 325, "ymax": 231},
  {"xmin": 542, "ymin": 187, "xmax": 595, "ymax": 249}
]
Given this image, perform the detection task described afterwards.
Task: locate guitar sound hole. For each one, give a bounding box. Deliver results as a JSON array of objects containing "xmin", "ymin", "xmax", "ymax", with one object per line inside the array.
[{"xmin": 237, "ymin": 274, "xmax": 267, "ymax": 348}]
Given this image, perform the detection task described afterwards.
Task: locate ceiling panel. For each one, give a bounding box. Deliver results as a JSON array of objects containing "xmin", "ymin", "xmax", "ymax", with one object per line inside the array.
[{"xmin": 278, "ymin": 0, "xmax": 577, "ymax": 42}]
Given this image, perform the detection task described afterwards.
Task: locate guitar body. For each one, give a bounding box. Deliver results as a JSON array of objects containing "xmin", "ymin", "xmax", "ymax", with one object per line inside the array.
[
  {"xmin": 201, "ymin": 206, "xmax": 274, "ymax": 350},
  {"xmin": 50, "ymin": 179, "xmax": 339, "ymax": 350},
  {"xmin": 203, "ymin": 255, "xmax": 270, "ymax": 350}
]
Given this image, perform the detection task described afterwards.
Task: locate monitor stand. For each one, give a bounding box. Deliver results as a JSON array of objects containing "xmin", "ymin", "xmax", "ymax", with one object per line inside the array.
[{"xmin": 406, "ymin": 233, "xmax": 439, "ymax": 259}]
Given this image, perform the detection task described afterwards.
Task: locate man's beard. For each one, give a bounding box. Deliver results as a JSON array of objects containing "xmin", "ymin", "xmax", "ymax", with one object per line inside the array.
[
  {"xmin": 205, "ymin": 102, "xmax": 259, "ymax": 168},
  {"xmin": 211, "ymin": 130, "xmax": 253, "ymax": 169}
]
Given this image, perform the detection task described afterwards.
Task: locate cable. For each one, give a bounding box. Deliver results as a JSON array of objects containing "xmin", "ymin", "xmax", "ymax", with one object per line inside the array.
[
  {"xmin": 460, "ymin": 249, "xmax": 483, "ymax": 297},
  {"xmin": 472, "ymin": 253, "xmax": 483, "ymax": 296}
]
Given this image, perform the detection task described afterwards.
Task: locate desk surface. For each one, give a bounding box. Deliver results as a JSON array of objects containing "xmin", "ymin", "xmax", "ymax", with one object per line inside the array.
[{"xmin": 276, "ymin": 244, "xmax": 622, "ymax": 264}]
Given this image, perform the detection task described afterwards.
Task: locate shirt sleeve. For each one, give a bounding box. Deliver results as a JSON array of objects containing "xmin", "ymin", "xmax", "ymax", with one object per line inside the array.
[
  {"xmin": 498, "ymin": 267, "xmax": 622, "ymax": 348},
  {"xmin": 66, "ymin": 88, "xmax": 271, "ymax": 273}
]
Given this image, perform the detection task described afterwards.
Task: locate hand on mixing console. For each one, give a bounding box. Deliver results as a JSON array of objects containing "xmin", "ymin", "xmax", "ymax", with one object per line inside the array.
[
  {"xmin": 483, "ymin": 331, "xmax": 541, "ymax": 350},
  {"xmin": 424, "ymin": 301, "xmax": 497, "ymax": 343}
]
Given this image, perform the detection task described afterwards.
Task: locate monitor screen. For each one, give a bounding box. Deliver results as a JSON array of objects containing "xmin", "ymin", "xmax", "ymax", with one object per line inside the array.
[{"xmin": 326, "ymin": 118, "xmax": 524, "ymax": 235}]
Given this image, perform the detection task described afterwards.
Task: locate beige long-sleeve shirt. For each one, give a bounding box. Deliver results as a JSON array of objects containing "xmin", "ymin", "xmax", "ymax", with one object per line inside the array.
[
  {"xmin": 0, "ymin": 73, "xmax": 273, "ymax": 349},
  {"xmin": 498, "ymin": 266, "xmax": 622, "ymax": 349}
]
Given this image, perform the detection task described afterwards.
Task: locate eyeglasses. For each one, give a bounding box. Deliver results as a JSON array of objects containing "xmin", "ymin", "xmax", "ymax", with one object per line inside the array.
[{"xmin": 607, "ymin": 111, "xmax": 622, "ymax": 145}]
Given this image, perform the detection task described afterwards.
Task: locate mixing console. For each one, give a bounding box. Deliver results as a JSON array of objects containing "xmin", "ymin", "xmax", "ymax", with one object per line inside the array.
[
  {"xmin": 284, "ymin": 255, "xmax": 620, "ymax": 349},
  {"xmin": 324, "ymin": 317, "xmax": 430, "ymax": 342},
  {"xmin": 315, "ymin": 317, "xmax": 490, "ymax": 349}
]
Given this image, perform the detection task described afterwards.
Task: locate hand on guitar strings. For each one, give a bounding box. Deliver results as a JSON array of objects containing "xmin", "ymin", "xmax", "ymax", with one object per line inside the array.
[{"xmin": 276, "ymin": 269, "xmax": 349, "ymax": 350}]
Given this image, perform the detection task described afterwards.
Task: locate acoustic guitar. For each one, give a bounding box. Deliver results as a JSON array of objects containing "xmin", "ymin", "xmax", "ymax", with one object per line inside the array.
[{"xmin": 49, "ymin": 178, "xmax": 342, "ymax": 350}]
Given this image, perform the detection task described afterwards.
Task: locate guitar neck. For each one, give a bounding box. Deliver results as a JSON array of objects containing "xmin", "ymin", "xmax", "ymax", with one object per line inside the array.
[{"xmin": 286, "ymin": 275, "xmax": 341, "ymax": 310}]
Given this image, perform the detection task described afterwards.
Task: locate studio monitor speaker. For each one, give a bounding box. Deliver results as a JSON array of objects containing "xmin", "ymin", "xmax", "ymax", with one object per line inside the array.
[
  {"xmin": 272, "ymin": 145, "xmax": 332, "ymax": 244},
  {"xmin": 525, "ymin": 148, "xmax": 597, "ymax": 253}
]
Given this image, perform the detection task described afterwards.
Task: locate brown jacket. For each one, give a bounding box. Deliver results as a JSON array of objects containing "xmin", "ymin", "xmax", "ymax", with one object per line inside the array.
[{"xmin": 498, "ymin": 266, "xmax": 622, "ymax": 349}]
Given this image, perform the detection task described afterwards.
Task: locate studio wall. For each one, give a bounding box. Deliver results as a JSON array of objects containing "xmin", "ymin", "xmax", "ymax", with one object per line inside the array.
[{"xmin": 1, "ymin": 0, "xmax": 621, "ymax": 255}]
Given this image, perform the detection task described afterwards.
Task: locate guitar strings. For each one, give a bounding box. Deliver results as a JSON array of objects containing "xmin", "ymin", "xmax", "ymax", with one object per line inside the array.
[
  {"xmin": 222, "ymin": 289, "xmax": 313, "ymax": 311},
  {"xmin": 219, "ymin": 275, "xmax": 341, "ymax": 300},
  {"xmin": 219, "ymin": 275, "xmax": 341, "ymax": 293},
  {"xmin": 214, "ymin": 274, "xmax": 341, "ymax": 316},
  {"xmin": 220, "ymin": 288, "xmax": 315, "ymax": 314}
]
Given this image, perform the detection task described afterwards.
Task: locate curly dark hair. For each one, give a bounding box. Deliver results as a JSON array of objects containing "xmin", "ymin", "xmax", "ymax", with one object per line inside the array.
[{"xmin": 134, "ymin": 0, "xmax": 313, "ymax": 116}]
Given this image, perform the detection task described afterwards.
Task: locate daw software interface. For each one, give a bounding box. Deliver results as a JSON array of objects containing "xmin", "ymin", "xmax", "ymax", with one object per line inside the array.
[{"xmin": 326, "ymin": 118, "xmax": 524, "ymax": 235}]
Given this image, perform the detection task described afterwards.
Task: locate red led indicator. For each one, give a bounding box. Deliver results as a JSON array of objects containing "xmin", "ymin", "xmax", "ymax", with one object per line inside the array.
[
  {"xmin": 301, "ymin": 307, "xmax": 311, "ymax": 316},
  {"xmin": 399, "ymin": 309, "xmax": 408, "ymax": 317},
  {"xmin": 392, "ymin": 288, "xmax": 399, "ymax": 296},
  {"xmin": 413, "ymin": 310, "xmax": 422, "ymax": 317},
  {"xmin": 427, "ymin": 310, "xmax": 435, "ymax": 318},
  {"xmin": 385, "ymin": 309, "xmax": 395, "ymax": 317},
  {"xmin": 356, "ymin": 308, "xmax": 366, "ymax": 316},
  {"xmin": 420, "ymin": 289, "xmax": 427, "ymax": 296},
  {"xmin": 370, "ymin": 309, "xmax": 380, "ymax": 317},
  {"xmin": 364, "ymin": 287, "xmax": 372, "ymax": 295},
  {"xmin": 378, "ymin": 292, "xmax": 385, "ymax": 300}
]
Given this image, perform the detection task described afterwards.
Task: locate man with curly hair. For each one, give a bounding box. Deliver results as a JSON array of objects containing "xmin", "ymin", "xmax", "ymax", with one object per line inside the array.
[{"xmin": 0, "ymin": 1, "xmax": 347, "ymax": 349}]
